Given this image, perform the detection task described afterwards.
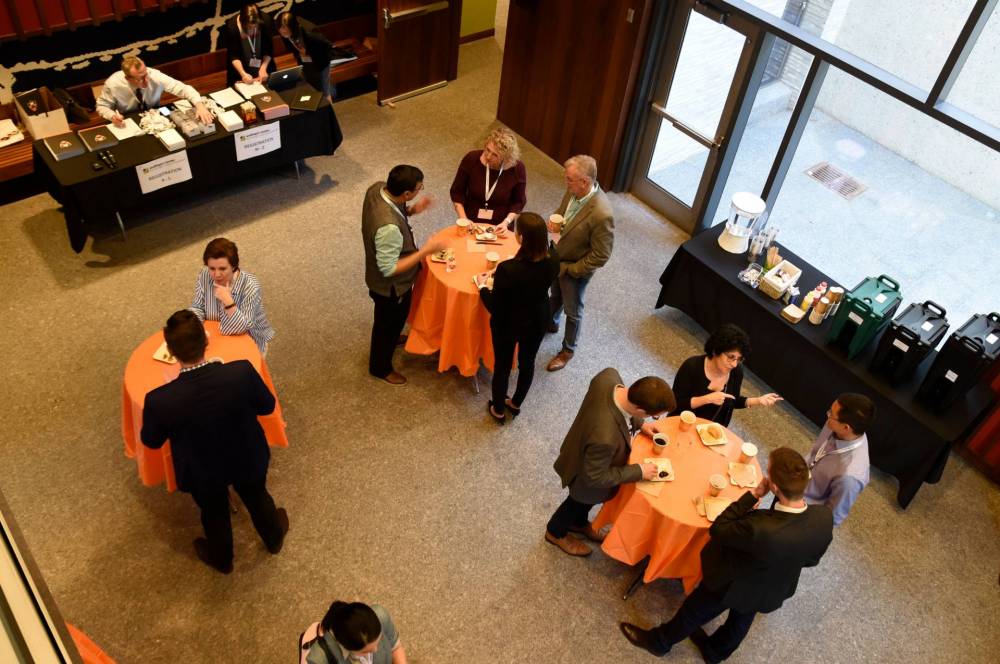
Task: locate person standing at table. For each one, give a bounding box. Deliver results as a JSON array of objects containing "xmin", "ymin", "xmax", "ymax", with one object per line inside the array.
[
  {"xmin": 300, "ymin": 601, "xmax": 408, "ymax": 664},
  {"xmin": 224, "ymin": 3, "xmax": 274, "ymax": 87},
  {"xmin": 140, "ymin": 311, "xmax": 289, "ymax": 574},
  {"xmin": 669, "ymin": 323, "xmax": 782, "ymax": 427},
  {"xmin": 805, "ymin": 393, "xmax": 876, "ymax": 526},
  {"xmin": 478, "ymin": 212, "xmax": 559, "ymax": 424},
  {"xmin": 619, "ymin": 447, "xmax": 833, "ymax": 662},
  {"xmin": 362, "ymin": 165, "xmax": 445, "ymax": 386},
  {"xmin": 95, "ymin": 56, "xmax": 213, "ymax": 127},
  {"xmin": 450, "ymin": 127, "xmax": 527, "ymax": 230},
  {"xmin": 545, "ymin": 368, "xmax": 675, "ymax": 556},
  {"xmin": 546, "ymin": 155, "xmax": 614, "ymax": 372},
  {"xmin": 189, "ymin": 237, "xmax": 275, "ymax": 355},
  {"xmin": 276, "ymin": 11, "xmax": 336, "ymax": 104}
]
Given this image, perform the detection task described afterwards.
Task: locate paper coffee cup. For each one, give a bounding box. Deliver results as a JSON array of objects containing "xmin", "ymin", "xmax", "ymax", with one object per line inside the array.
[
  {"xmin": 740, "ymin": 442, "xmax": 758, "ymax": 464},
  {"xmin": 652, "ymin": 432, "xmax": 669, "ymax": 454},
  {"xmin": 548, "ymin": 213, "xmax": 565, "ymax": 232},
  {"xmin": 456, "ymin": 218, "xmax": 470, "ymax": 235},
  {"xmin": 485, "ymin": 251, "xmax": 500, "ymax": 268},
  {"xmin": 709, "ymin": 474, "xmax": 726, "ymax": 496},
  {"xmin": 679, "ymin": 410, "xmax": 696, "ymax": 430}
]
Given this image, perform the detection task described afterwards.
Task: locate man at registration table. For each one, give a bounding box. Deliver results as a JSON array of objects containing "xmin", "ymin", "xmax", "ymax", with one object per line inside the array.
[
  {"xmin": 546, "ymin": 368, "xmax": 675, "ymax": 556},
  {"xmin": 804, "ymin": 393, "xmax": 876, "ymax": 525},
  {"xmin": 545, "ymin": 155, "xmax": 615, "ymax": 372},
  {"xmin": 140, "ymin": 311, "xmax": 288, "ymax": 574},
  {"xmin": 362, "ymin": 164, "xmax": 445, "ymax": 386},
  {"xmin": 96, "ymin": 56, "xmax": 212, "ymax": 127},
  {"xmin": 620, "ymin": 447, "xmax": 833, "ymax": 663}
]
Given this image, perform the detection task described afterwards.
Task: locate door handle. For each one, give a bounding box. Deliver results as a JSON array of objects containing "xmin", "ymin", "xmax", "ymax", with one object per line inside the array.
[
  {"xmin": 650, "ymin": 103, "xmax": 720, "ymax": 149},
  {"xmin": 384, "ymin": 1, "xmax": 449, "ymax": 29}
]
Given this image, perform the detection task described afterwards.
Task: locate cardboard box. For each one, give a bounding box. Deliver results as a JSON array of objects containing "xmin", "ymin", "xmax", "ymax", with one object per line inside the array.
[{"xmin": 14, "ymin": 87, "xmax": 70, "ymax": 139}]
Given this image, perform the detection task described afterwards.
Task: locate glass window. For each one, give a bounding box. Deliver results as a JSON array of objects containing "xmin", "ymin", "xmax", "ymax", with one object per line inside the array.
[
  {"xmin": 647, "ymin": 123, "xmax": 710, "ymax": 207},
  {"xmin": 944, "ymin": 6, "xmax": 999, "ymax": 129},
  {"xmin": 765, "ymin": 67, "xmax": 1000, "ymax": 327}
]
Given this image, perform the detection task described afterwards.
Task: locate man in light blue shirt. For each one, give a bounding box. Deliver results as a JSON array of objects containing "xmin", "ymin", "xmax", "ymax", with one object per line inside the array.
[{"xmin": 804, "ymin": 393, "xmax": 876, "ymax": 526}]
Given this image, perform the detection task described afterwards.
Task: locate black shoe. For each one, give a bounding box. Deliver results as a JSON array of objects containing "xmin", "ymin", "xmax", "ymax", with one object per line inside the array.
[
  {"xmin": 487, "ymin": 401, "xmax": 506, "ymax": 425},
  {"xmin": 619, "ymin": 622, "xmax": 668, "ymax": 657},
  {"xmin": 688, "ymin": 627, "xmax": 721, "ymax": 664},
  {"xmin": 546, "ymin": 323, "xmax": 559, "ymax": 334},
  {"xmin": 193, "ymin": 538, "xmax": 233, "ymax": 574},
  {"xmin": 504, "ymin": 397, "xmax": 521, "ymax": 418},
  {"xmin": 267, "ymin": 508, "xmax": 289, "ymax": 554}
]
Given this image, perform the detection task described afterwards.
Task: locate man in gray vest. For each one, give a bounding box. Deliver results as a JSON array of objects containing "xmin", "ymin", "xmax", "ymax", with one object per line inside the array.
[{"xmin": 362, "ymin": 165, "xmax": 444, "ymax": 386}]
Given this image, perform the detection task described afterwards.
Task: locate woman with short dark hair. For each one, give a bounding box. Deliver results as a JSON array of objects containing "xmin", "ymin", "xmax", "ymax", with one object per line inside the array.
[
  {"xmin": 275, "ymin": 11, "xmax": 336, "ymax": 103},
  {"xmin": 669, "ymin": 323, "xmax": 781, "ymax": 426},
  {"xmin": 189, "ymin": 237, "xmax": 274, "ymax": 354},
  {"xmin": 224, "ymin": 3, "xmax": 275, "ymax": 86},
  {"xmin": 479, "ymin": 212, "xmax": 559, "ymax": 423},
  {"xmin": 300, "ymin": 601, "xmax": 407, "ymax": 664}
]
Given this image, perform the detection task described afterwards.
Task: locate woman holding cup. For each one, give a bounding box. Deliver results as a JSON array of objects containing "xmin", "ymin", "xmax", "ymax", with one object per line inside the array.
[
  {"xmin": 478, "ymin": 213, "xmax": 559, "ymax": 423},
  {"xmin": 669, "ymin": 324, "xmax": 781, "ymax": 426},
  {"xmin": 450, "ymin": 127, "xmax": 527, "ymax": 231}
]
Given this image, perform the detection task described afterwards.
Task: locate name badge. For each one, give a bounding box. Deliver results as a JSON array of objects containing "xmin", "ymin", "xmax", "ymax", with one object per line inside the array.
[
  {"xmin": 477, "ymin": 208, "xmax": 494, "ymax": 221},
  {"xmin": 249, "ymin": 57, "xmax": 262, "ymax": 69},
  {"xmin": 301, "ymin": 55, "xmax": 313, "ymax": 63}
]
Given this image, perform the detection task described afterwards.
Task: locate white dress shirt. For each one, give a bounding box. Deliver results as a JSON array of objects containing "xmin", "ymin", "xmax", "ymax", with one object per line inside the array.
[{"xmin": 95, "ymin": 68, "xmax": 203, "ymax": 121}]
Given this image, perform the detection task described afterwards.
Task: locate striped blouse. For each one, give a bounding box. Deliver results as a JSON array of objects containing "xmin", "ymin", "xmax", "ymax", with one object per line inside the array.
[{"xmin": 189, "ymin": 267, "xmax": 275, "ymax": 352}]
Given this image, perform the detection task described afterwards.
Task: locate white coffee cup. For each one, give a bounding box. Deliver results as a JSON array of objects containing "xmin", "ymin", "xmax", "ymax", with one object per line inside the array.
[
  {"xmin": 652, "ymin": 432, "xmax": 669, "ymax": 454},
  {"xmin": 456, "ymin": 218, "xmax": 470, "ymax": 236},
  {"xmin": 709, "ymin": 474, "xmax": 727, "ymax": 496},
  {"xmin": 740, "ymin": 442, "xmax": 758, "ymax": 464},
  {"xmin": 679, "ymin": 410, "xmax": 696, "ymax": 431},
  {"xmin": 485, "ymin": 251, "xmax": 500, "ymax": 269},
  {"xmin": 548, "ymin": 213, "xmax": 565, "ymax": 233}
]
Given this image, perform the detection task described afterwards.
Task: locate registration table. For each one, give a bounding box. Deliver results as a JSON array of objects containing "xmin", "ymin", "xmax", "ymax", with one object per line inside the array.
[
  {"xmin": 593, "ymin": 416, "xmax": 761, "ymax": 595},
  {"xmin": 34, "ymin": 93, "xmax": 340, "ymax": 253},
  {"xmin": 405, "ymin": 225, "xmax": 519, "ymax": 376},
  {"xmin": 121, "ymin": 321, "xmax": 288, "ymax": 491},
  {"xmin": 656, "ymin": 224, "xmax": 995, "ymax": 508}
]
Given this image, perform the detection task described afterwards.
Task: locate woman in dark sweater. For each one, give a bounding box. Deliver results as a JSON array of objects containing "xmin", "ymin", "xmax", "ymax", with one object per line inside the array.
[
  {"xmin": 479, "ymin": 212, "xmax": 560, "ymax": 423},
  {"xmin": 450, "ymin": 127, "xmax": 527, "ymax": 230},
  {"xmin": 275, "ymin": 11, "xmax": 336, "ymax": 102},
  {"xmin": 224, "ymin": 3, "xmax": 275, "ymax": 87},
  {"xmin": 670, "ymin": 323, "xmax": 782, "ymax": 426}
]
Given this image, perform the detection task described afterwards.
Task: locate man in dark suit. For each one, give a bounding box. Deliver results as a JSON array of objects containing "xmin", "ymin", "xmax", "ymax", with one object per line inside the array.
[
  {"xmin": 620, "ymin": 447, "xmax": 834, "ymax": 662},
  {"xmin": 141, "ymin": 310, "xmax": 289, "ymax": 574},
  {"xmin": 546, "ymin": 368, "xmax": 675, "ymax": 556}
]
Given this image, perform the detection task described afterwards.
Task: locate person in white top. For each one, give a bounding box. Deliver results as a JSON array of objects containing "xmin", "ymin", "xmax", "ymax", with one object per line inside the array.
[{"xmin": 96, "ymin": 56, "xmax": 212, "ymax": 127}]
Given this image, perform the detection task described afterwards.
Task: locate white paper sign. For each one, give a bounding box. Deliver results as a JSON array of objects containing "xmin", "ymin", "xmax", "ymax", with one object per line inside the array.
[
  {"xmin": 234, "ymin": 122, "xmax": 281, "ymax": 161},
  {"xmin": 921, "ymin": 321, "xmax": 935, "ymax": 332},
  {"xmin": 892, "ymin": 339, "xmax": 910, "ymax": 352},
  {"xmin": 136, "ymin": 151, "xmax": 192, "ymax": 194},
  {"xmin": 848, "ymin": 311, "xmax": 864, "ymax": 325}
]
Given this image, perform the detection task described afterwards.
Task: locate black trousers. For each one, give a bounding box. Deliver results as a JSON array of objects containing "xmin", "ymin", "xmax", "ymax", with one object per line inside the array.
[
  {"xmin": 546, "ymin": 494, "xmax": 595, "ymax": 538},
  {"xmin": 189, "ymin": 477, "xmax": 282, "ymax": 567},
  {"xmin": 490, "ymin": 323, "xmax": 545, "ymax": 409},
  {"xmin": 651, "ymin": 583, "xmax": 757, "ymax": 662},
  {"xmin": 368, "ymin": 288, "xmax": 412, "ymax": 378}
]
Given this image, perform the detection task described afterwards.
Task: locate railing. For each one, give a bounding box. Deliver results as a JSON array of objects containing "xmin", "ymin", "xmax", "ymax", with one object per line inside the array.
[{"xmin": 0, "ymin": 0, "xmax": 209, "ymax": 41}]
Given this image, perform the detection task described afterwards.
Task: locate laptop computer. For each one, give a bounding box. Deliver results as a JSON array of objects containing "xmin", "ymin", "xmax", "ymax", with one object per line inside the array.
[
  {"xmin": 269, "ymin": 65, "xmax": 304, "ymax": 91},
  {"xmin": 284, "ymin": 83, "xmax": 323, "ymax": 112}
]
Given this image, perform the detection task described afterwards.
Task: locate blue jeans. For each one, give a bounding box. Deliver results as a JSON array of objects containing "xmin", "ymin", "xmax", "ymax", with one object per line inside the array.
[{"xmin": 549, "ymin": 272, "xmax": 591, "ymax": 352}]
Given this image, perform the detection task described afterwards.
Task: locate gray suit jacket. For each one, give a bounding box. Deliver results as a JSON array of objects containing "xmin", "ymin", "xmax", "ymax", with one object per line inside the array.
[
  {"xmin": 553, "ymin": 367, "xmax": 644, "ymax": 504},
  {"xmin": 553, "ymin": 188, "xmax": 614, "ymax": 279}
]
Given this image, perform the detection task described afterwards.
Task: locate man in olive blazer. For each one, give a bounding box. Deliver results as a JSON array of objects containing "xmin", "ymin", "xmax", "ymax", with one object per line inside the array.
[
  {"xmin": 545, "ymin": 368, "xmax": 675, "ymax": 556},
  {"xmin": 546, "ymin": 154, "xmax": 615, "ymax": 371}
]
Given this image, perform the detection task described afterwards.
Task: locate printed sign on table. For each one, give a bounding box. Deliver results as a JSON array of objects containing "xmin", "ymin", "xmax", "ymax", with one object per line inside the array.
[
  {"xmin": 234, "ymin": 122, "xmax": 281, "ymax": 162},
  {"xmin": 136, "ymin": 151, "xmax": 193, "ymax": 195}
]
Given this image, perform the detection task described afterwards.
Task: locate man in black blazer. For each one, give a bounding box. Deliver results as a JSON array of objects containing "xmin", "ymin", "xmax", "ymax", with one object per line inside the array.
[
  {"xmin": 620, "ymin": 447, "xmax": 833, "ymax": 662},
  {"xmin": 141, "ymin": 310, "xmax": 288, "ymax": 574}
]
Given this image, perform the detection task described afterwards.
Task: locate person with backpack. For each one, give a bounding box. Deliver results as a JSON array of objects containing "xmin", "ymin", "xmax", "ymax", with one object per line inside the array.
[{"xmin": 299, "ymin": 601, "xmax": 407, "ymax": 664}]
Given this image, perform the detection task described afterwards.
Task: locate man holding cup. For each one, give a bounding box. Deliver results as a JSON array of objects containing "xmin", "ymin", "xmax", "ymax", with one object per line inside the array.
[
  {"xmin": 546, "ymin": 368, "xmax": 675, "ymax": 556},
  {"xmin": 619, "ymin": 447, "xmax": 833, "ymax": 662},
  {"xmin": 545, "ymin": 155, "xmax": 615, "ymax": 371}
]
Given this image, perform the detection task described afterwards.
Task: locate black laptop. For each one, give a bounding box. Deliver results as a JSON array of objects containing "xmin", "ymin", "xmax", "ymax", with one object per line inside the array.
[
  {"xmin": 269, "ymin": 65, "xmax": 304, "ymax": 91},
  {"xmin": 283, "ymin": 83, "xmax": 323, "ymax": 112}
]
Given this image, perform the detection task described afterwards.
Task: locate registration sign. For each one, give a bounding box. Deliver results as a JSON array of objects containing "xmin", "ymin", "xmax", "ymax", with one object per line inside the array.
[
  {"xmin": 234, "ymin": 122, "xmax": 281, "ymax": 162},
  {"xmin": 136, "ymin": 151, "xmax": 193, "ymax": 195}
]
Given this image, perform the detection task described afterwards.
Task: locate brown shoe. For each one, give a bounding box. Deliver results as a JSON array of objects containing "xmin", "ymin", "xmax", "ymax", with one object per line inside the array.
[
  {"xmin": 381, "ymin": 371, "xmax": 407, "ymax": 386},
  {"xmin": 569, "ymin": 522, "xmax": 607, "ymax": 542},
  {"xmin": 546, "ymin": 351, "xmax": 574, "ymax": 372},
  {"xmin": 545, "ymin": 531, "xmax": 592, "ymax": 556}
]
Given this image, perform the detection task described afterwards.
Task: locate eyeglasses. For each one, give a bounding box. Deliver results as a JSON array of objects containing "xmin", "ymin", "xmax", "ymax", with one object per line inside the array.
[
  {"xmin": 826, "ymin": 409, "xmax": 843, "ymax": 423},
  {"xmin": 723, "ymin": 352, "xmax": 744, "ymax": 364}
]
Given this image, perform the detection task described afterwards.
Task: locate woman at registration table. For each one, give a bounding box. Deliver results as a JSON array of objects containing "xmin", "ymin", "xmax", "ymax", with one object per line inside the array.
[
  {"xmin": 224, "ymin": 3, "xmax": 275, "ymax": 87},
  {"xmin": 478, "ymin": 212, "xmax": 559, "ymax": 423},
  {"xmin": 669, "ymin": 323, "xmax": 782, "ymax": 426},
  {"xmin": 299, "ymin": 601, "xmax": 408, "ymax": 664},
  {"xmin": 190, "ymin": 238, "xmax": 275, "ymax": 355},
  {"xmin": 276, "ymin": 11, "xmax": 337, "ymax": 104},
  {"xmin": 449, "ymin": 127, "xmax": 527, "ymax": 230}
]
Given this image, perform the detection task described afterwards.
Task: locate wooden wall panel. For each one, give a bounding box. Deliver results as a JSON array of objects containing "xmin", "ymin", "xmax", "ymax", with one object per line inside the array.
[{"xmin": 497, "ymin": 0, "xmax": 652, "ymax": 187}]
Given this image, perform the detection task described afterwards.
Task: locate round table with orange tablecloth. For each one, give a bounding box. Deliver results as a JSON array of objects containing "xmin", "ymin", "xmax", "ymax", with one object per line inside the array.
[
  {"xmin": 592, "ymin": 416, "xmax": 762, "ymax": 594},
  {"xmin": 405, "ymin": 225, "xmax": 519, "ymax": 376},
  {"xmin": 67, "ymin": 623, "xmax": 117, "ymax": 664},
  {"xmin": 121, "ymin": 320, "xmax": 288, "ymax": 492}
]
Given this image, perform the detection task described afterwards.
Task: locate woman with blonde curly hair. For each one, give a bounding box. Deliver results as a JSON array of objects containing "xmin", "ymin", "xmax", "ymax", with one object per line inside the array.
[{"xmin": 449, "ymin": 126, "xmax": 527, "ymax": 229}]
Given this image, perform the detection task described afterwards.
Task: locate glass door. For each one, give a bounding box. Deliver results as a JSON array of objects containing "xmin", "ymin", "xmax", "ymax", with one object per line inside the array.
[{"xmin": 631, "ymin": 1, "xmax": 761, "ymax": 233}]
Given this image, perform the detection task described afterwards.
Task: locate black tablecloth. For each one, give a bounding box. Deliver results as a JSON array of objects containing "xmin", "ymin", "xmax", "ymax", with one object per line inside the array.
[
  {"xmin": 34, "ymin": 96, "xmax": 342, "ymax": 252},
  {"xmin": 656, "ymin": 224, "xmax": 995, "ymax": 508}
]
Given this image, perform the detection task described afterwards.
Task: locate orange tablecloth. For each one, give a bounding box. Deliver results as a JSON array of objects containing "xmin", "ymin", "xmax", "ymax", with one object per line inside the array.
[
  {"xmin": 593, "ymin": 417, "xmax": 761, "ymax": 594},
  {"xmin": 67, "ymin": 623, "xmax": 117, "ymax": 664},
  {"xmin": 405, "ymin": 225, "xmax": 519, "ymax": 376},
  {"xmin": 121, "ymin": 321, "xmax": 288, "ymax": 492}
]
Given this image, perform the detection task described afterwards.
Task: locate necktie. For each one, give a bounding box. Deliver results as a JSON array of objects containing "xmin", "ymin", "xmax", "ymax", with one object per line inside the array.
[{"xmin": 135, "ymin": 88, "xmax": 146, "ymax": 111}]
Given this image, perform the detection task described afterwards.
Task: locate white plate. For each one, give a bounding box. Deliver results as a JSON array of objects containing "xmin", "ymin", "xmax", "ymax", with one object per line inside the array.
[
  {"xmin": 704, "ymin": 496, "xmax": 733, "ymax": 521},
  {"xmin": 643, "ymin": 457, "xmax": 674, "ymax": 482},
  {"xmin": 696, "ymin": 423, "xmax": 728, "ymax": 446},
  {"xmin": 728, "ymin": 462, "xmax": 759, "ymax": 488},
  {"xmin": 152, "ymin": 341, "xmax": 176, "ymax": 364}
]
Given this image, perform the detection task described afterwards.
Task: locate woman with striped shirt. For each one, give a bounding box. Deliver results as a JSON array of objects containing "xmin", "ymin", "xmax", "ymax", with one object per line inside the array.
[{"xmin": 190, "ymin": 238, "xmax": 274, "ymax": 354}]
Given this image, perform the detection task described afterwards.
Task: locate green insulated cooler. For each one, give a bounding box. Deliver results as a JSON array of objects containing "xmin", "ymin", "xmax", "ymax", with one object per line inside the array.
[{"xmin": 826, "ymin": 274, "xmax": 903, "ymax": 360}]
